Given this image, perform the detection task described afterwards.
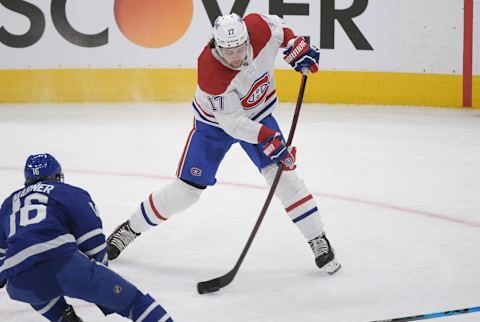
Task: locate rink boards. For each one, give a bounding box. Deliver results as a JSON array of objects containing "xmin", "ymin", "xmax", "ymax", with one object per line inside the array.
[
  {"xmin": 0, "ymin": 69, "xmax": 478, "ymax": 108},
  {"xmin": 0, "ymin": 0, "xmax": 478, "ymax": 107}
]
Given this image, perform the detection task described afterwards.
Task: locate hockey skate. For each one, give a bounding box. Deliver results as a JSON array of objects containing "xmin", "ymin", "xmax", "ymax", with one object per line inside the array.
[
  {"xmin": 107, "ymin": 220, "xmax": 140, "ymax": 260},
  {"xmin": 308, "ymin": 234, "xmax": 341, "ymax": 275},
  {"xmin": 60, "ymin": 305, "xmax": 83, "ymax": 322}
]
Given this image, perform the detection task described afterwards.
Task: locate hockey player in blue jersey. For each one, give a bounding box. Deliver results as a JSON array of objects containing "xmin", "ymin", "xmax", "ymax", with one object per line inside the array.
[{"xmin": 0, "ymin": 154, "xmax": 174, "ymax": 322}]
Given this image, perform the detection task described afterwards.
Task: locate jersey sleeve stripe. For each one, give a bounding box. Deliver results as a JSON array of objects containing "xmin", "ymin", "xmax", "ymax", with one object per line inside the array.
[
  {"xmin": 251, "ymin": 97, "xmax": 278, "ymax": 121},
  {"xmin": 192, "ymin": 101, "xmax": 218, "ymax": 125},
  {"xmin": 76, "ymin": 228, "xmax": 103, "ymax": 245},
  {"xmin": 0, "ymin": 233, "xmax": 75, "ymax": 274},
  {"xmin": 83, "ymin": 243, "xmax": 107, "ymax": 256},
  {"xmin": 281, "ymin": 27, "xmax": 295, "ymax": 47},
  {"xmin": 194, "ymin": 98, "xmax": 214, "ymax": 117},
  {"xmin": 265, "ymin": 89, "xmax": 276, "ymax": 102},
  {"xmin": 0, "ymin": 248, "xmax": 6, "ymax": 254}
]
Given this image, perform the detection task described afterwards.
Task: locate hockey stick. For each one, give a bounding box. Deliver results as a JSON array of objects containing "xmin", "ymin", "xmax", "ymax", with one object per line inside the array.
[
  {"xmin": 370, "ymin": 306, "xmax": 480, "ymax": 322},
  {"xmin": 197, "ymin": 74, "xmax": 309, "ymax": 294}
]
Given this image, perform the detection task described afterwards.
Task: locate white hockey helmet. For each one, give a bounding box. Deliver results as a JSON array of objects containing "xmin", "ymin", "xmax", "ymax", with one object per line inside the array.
[{"xmin": 213, "ymin": 13, "xmax": 248, "ymax": 48}]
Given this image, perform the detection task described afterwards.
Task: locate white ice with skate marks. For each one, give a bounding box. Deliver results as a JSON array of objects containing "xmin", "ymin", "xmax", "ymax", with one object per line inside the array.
[{"xmin": 0, "ymin": 102, "xmax": 479, "ymax": 321}]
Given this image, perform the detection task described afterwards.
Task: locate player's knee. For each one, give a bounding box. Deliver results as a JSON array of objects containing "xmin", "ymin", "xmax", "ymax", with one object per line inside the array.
[
  {"xmin": 260, "ymin": 163, "xmax": 277, "ymax": 180},
  {"xmin": 261, "ymin": 163, "xmax": 301, "ymax": 189},
  {"xmin": 60, "ymin": 255, "xmax": 138, "ymax": 309},
  {"xmin": 261, "ymin": 164, "xmax": 306, "ymax": 203},
  {"xmin": 161, "ymin": 178, "xmax": 203, "ymax": 214},
  {"xmin": 132, "ymin": 178, "xmax": 203, "ymax": 229}
]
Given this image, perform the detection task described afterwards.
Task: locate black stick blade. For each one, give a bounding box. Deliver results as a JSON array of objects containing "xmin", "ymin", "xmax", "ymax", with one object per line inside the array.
[
  {"xmin": 197, "ymin": 270, "xmax": 235, "ymax": 294},
  {"xmin": 197, "ymin": 280, "xmax": 221, "ymax": 294}
]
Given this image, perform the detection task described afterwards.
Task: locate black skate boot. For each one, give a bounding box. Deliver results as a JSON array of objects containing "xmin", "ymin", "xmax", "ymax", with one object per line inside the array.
[
  {"xmin": 107, "ymin": 220, "xmax": 140, "ymax": 260},
  {"xmin": 60, "ymin": 305, "xmax": 83, "ymax": 322},
  {"xmin": 308, "ymin": 234, "xmax": 341, "ymax": 275}
]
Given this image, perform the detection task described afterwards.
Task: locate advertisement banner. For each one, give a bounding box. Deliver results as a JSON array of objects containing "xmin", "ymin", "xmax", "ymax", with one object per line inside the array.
[{"xmin": 0, "ymin": 0, "xmax": 399, "ymax": 71}]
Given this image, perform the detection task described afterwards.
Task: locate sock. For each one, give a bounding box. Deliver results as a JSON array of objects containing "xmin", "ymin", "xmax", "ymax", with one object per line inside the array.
[
  {"xmin": 31, "ymin": 296, "xmax": 68, "ymax": 322},
  {"xmin": 129, "ymin": 179, "xmax": 202, "ymax": 233},
  {"xmin": 261, "ymin": 164, "xmax": 325, "ymax": 240},
  {"xmin": 123, "ymin": 292, "xmax": 173, "ymax": 322}
]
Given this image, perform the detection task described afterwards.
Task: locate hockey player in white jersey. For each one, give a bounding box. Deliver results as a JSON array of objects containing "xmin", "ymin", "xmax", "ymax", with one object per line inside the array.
[{"xmin": 107, "ymin": 13, "xmax": 341, "ymax": 275}]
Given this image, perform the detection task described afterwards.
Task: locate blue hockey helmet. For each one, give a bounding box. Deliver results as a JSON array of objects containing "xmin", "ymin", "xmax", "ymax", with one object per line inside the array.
[{"xmin": 24, "ymin": 153, "xmax": 64, "ymax": 186}]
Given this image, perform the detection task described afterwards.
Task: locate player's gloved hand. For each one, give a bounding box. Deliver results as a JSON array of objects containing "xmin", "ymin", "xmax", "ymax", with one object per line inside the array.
[
  {"xmin": 261, "ymin": 132, "xmax": 296, "ymax": 170},
  {"xmin": 283, "ymin": 37, "xmax": 319, "ymax": 73},
  {"xmin": 0, "ymin": 279, "xmax": 6, "ymax": 289}
]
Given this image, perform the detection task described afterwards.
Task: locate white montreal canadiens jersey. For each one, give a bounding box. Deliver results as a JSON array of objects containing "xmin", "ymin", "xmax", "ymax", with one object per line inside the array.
[{"xmin": 193, "ymin": 14, "xmax": 294, "ymax": 144}]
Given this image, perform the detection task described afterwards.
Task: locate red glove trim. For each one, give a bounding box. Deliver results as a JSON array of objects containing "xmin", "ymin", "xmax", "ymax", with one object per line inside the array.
[
  {"xmin": 281, "ymin": 27, "xmax": 296, "ymax": 48},
  {"xmin": 257, "ymin": 125, "xmax": 277, "ymax": 144},
  {"xmin": 284, "ymin": 37, "xmax": 309, "ymax": 64}
]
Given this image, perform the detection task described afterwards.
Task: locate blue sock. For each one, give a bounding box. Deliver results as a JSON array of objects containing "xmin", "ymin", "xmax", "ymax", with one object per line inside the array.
[
  {"xmin": 125, "ymin": 292, "xmax": 173, "ymax": 322},
  {"xmin": 31, "ymin": 296, "xmax": 68, "ymax": 321}
]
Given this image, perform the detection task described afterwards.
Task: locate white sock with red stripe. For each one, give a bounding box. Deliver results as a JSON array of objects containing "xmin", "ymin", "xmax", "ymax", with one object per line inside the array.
[
  {"xmin": 129, "ymin": 179, "xmax": 202, "ymax": 233},
  {"xmin": 261, "ymin": 164, "xmax": 324, "ymax": 240}
]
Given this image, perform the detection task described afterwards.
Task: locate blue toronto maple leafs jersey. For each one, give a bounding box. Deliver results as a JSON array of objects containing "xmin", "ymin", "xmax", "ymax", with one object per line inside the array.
[{"xmin": 0, "ymin": 181, "xmax": 107, "ymax": 282}]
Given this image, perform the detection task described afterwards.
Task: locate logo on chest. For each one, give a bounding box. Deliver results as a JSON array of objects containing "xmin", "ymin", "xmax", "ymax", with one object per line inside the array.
[{"xmin": 240, "ymin": 72, "xmax": 270, "ymax": 109}]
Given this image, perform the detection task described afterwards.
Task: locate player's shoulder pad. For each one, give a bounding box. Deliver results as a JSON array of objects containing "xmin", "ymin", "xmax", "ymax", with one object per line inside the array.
[
  {"xmin": 198, "ymin": 45, "xmax": 240, "ymax": 95},
  {"xmin": 244, "ymin": 13, "xmax": 272, "ymax": 58},
  {"xmin": 0, "ymin": 187, "xmax": 24, "ymax": 213},
  {"xmin": 54, "ymin": 182, "xmax": 92, "ymax": 199},
  {"xmin": 0, "ymin": 194, "xmax": 13, "ymax": 215}
]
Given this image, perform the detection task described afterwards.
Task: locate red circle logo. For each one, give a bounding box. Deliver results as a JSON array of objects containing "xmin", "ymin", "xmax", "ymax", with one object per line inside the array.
[
  {"xmin": 241, "ymin": 73, "xmax": 271, "ymax": 109},
  {"xmin": 114, "ymin": 0, "xmax": 193, "ymax": 48}
]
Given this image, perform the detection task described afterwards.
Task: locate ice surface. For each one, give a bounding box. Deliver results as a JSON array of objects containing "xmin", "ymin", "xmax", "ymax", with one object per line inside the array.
[{"xmin": 0, "ymin": 102, "xmax": 479, "ymax": 321}]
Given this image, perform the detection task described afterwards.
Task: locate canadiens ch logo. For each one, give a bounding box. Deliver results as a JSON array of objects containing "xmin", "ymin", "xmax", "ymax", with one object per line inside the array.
[
  {"xmin": 190, "ymin": 167, "xmax": 202, "ymax": 176},
  {"xmin": 241, "ymin": 72, "xmax": 270, "ymax": 109}
]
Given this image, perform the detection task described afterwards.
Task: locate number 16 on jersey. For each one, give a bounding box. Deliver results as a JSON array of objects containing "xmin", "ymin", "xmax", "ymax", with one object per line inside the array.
[{"xmin": 9, "ymin": 193, "xmax": 49, "ymax": 238}]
